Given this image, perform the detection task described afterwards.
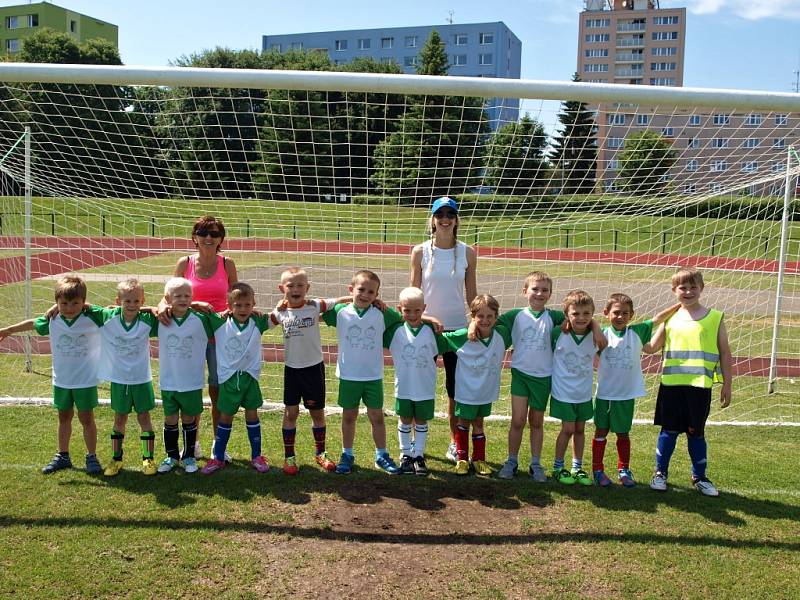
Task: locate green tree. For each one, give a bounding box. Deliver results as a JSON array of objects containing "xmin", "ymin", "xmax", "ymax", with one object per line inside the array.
[
  {"xmin": 484, "ymin": 115, "xmax": 549, "ymax": 195},
  {"xmin": 616, "ymin": 129, "xmax": 676, "ymax": 195},
  {"xmin": 549, "ymin": 73, "xmax": 597, "ymax": 194},
  {"xmin": 416, "ymin": 29, "xmax": 448, "ymax": 75}
]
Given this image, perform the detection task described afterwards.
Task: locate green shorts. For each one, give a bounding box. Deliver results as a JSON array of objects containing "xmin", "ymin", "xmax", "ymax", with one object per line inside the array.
[
  {"xmin": 218, "ymin": 372, "xmax": 263, "ymax": 415},
  {"xmin": 510, "ymin": 369, "xmax": 551, "ymax": 411},
  {"xmin": 454, "ymin": 401, "xmax": 492, "ymax": 421},
  {"xmin": 161, "ymin": 389, "xmax": 204, "ymax": 417},
  {"xmin": 52, "ymin": 385, "xmax": 98, "ymax": 412},
  {"xmin": 550, "ymin": 397, "xmax": 593, "ymax": 423},
  {"xmin": 338, "ymin": 379, "xmax": 384, "ymax": 410},
  {"xmin": 110, "ymin": 382, "xmax": 156, "ymax": 415},
  {"xmin": 594, "ymin": 398, "xmax": 635, "ymax": 433},
  {"xmin": 395, "ymin": 398, "xmax": 435, "ymax": 421}
]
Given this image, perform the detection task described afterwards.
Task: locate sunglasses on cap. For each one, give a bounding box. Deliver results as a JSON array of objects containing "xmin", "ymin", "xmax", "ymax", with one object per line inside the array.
[
  {"xmin": 195, "ymin": 228, "xmax": 223, "ymax": 238},
  {"xmin": 433, "ymin": 210, "xmax": 457, "ymax": 219}
]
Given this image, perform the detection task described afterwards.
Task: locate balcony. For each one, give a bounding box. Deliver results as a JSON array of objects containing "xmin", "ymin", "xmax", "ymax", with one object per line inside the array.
[
  {"xmin": 615, "ymin": 67, "xmax": 644, "ymax": 77},
  {"xmin": 615, "ymin": 52, "xmax": 644, "ymax": 63},
  {"xmin": 617, "ymin": 22, "xmax": 646, "ymax": 32},
  {"xmin": 616, "ymin": 37, "xmax": 645, "ymax": 48}
]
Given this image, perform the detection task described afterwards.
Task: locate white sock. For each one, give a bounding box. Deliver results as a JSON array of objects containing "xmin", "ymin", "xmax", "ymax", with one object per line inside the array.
[
  {"xmin": 412, "ymin": 423, "xmax": 428, "ymax": 458},
  {"xmin": 398, "ymin": 423, "xmax": 413, "ymax": 456}
]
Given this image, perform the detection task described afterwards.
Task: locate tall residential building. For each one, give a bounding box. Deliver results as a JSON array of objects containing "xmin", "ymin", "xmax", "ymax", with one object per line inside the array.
[{"xmin": 262, "ymin": 22, "xmax": 522, "ymax": 128}]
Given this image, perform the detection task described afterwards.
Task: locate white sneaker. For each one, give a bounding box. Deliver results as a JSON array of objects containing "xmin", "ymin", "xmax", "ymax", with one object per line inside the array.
[
  {"xmin": 445, "ymin": 442, "xmax": 457, "ymax": 464},
  {"xmin": 650, "ymin": 471, "xmax": 668, "ymax": 492},
  {"xmin": 529, "ymin": 463, "xmax": 548, "ymax": 483},
  {"xmin": 193, "ymin": 441, "xmax": 203, "ymax": 459},
  {"xmin": 497, "ymin": 460, "xmax": 518, "ymax": 480},
  {"xmin": 181, "ymin": 457, "xmax": 198, "ymax": 473},
  {"xmin": 693, "ymin": 477, "xmax": 720, "ymax": 497}
]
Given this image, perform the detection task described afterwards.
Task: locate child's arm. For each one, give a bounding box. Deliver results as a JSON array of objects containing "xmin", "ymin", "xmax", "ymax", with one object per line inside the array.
[
  {"xmin": 590, "ymin": 319, "xmax": 607, "ymax": 351},
  {"xmin": 643, "ymin": 323, "xmax": 665, "ymax": 354},
  {"xmin": 0, "ymin": 319, "xmax": 36, "ymax": 341},
  {"xmin": 717, "ymin": 319, "xmax": 732, "ymax": 408},
  {"xmin": 421, "ymin": 314, "xmax": 444, "ymax": 333},
  {"xmin": 651, "ymin": 303, "xmax": 681, "ymax": 327}
]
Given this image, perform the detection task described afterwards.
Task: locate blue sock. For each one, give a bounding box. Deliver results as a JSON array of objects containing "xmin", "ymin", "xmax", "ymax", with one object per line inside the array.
[
  {"xmin": 687, "ymin": 436, "xmax": 708, "ymax": 479},
  {"xmin": 214, "ymin": 423, "xmax": 232, "ymax": 461},
  {"xmin": 655, "ymin": 429, "xmax": 679, "ymax": 476},
  {"xmin": 246, "ymin": 420, "xmax": 261, "ymax": 459},
  {"xmin": 375, "ymin": 447, "xmax": 388, "ymax": 459},
  {"xmin": 343, "ymin": 447, "xmax": 354, "ymax": 458},
  {"xmin": 572, "ymin": 458, "xmax": 583, "ymax": 471},
  {"xmin": 553, "ymin": 458, "xmax": 565, "ymax": 471}
]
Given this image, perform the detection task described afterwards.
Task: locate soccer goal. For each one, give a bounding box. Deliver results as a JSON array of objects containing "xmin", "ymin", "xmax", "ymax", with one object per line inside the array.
[{"xmin": 0, "ymin": 63, "xmax": 797, "ymax": 424}]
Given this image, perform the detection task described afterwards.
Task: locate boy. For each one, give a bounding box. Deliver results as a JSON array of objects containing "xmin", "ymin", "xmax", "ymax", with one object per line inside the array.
[
  {"xmin": 384, "ymin": 287, "xmax": 448, "ymax": 476},
  {"xmin": 269, "ymin": 267, "xmax": 339, "ymax": 474},
  {"xmin": 591, "ymin": 294, "xmax": 679, "ymax": 487},
  {"xmin": 201, "ymin": 282, "xmax": 274, "ymax": 475},
  {"xmin": 550, "ymin": 290, "xmax": 598, "ymax": 486},
  {"xmin": 100, "ymin": 278, "xmax": 160, "ymax": 477},
  {"xmin": 0, "ymin": 275, "xmax": 103, "ymax": 474},
  {"xmin": 156, "ymin": 277, "xmax": 213, "ymax": 474},
  {"xmin": 647, "ymin": 267, "xmax": 732, "ymax": 497},
  {"xmin": 322, "ymin": 270, "xmax": 403, "ymax": 475},
  {"xmin": 495, "ymin": 272, "xmax": 605, "ymax": 482}
]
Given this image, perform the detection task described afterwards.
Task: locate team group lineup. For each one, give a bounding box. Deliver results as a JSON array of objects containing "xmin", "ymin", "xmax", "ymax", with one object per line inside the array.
[{"xmin": 0, "ymin": 197, "xmax": 733, "ymax": 496}]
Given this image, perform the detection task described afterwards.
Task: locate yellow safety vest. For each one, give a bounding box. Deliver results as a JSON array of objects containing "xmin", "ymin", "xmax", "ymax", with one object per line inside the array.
[{"xmin": 661, "ymin": 309, "xmax": 723, "ymax": 388}]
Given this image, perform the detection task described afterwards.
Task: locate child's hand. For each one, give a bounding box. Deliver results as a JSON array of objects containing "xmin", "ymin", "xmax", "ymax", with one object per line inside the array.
[
  {"xmin": 156, "ymin": 305, "xmax": 172, "ymax": 325},
  {"xmin": 720, "ymin": 384, "xmax": 731, "ymax": 408},
  {"xmin": 276, "ymin": 299, "xmax": 289, "ymax": 311},
  {"xmin": 45, "ymin": 303, "xmax": 59, "ymax": 319},
  {"xmin": 591, "ymin": 323, "xmax": 607, "ymax": 351},
  {"xmin": 423, "ymin": 316, "xmax": 444, "ymax": 333},
  {"xmin": 372, "ymin": 298, "xmax": 387, "ymax": 312},
  {"xmin": 190, "ymin": 301, "xmax": 213, "ymax": 314},
  {"xmin": 467, "ymin": 320, "xmax": 478, "ymax": 341},
  {"xmin": 219, "ymin": 308, "xmax": 232, "ymax": 318}
]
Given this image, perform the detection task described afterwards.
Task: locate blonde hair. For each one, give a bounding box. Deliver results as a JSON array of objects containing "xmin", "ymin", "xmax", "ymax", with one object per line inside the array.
[
  {"xmin": 605, "ymin": 293, "xmax": 633, "ymax": 312},
  {"xmin": 352, "ymin": 269, "xmax": 381, "ymax": 288},
  {"xmin": 523, "ymin": 271, "xmax": 552, "ymax": 291},
  {"xmin": 563, "ymin": 289, "xmax": 595, "ymax": 314},
  {"xmin": 281, "ymin": 266, "xmax": 308, "ymax": 283},
  {"xmin": 117, "ymin": 277, "xmax": 144, "ymax": 296},
  {"xmin": 54, "ymin": 275, "xmax": 87, "ymax": 301},
  {"xmin": 228, "ymin": 282, "xmax": 255, "ymax": 301},
  {"xmin": 671, "ymin": 267, "xmax": 704, "ymax": 289},
  {"xmin": 469, "ymin": 294, "xmax": 500, "ymax": 317},
  {"xmin": 164, "ymin": 277, "xmax": 192, "ymax": 298},
  {"xmin": 399, "ymin": 286, "xmax": 424, "ymax": 304}
]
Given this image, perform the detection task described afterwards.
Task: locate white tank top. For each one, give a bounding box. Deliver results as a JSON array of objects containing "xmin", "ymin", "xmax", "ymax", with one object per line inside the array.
[{"xmin": 420, "ymin": 239, "xmax": 468, "ymax": 330}]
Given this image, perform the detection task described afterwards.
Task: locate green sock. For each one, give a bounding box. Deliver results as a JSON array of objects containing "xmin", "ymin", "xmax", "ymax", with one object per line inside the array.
[{"xmin": 140, "ymin": 431, "xmax": 155, "ymax": 460}]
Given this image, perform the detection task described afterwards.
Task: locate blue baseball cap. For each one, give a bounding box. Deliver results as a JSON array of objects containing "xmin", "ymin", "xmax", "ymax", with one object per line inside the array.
[{"xmin": 431, "ymin": 197, "xmax": 458, "ymax": 215}]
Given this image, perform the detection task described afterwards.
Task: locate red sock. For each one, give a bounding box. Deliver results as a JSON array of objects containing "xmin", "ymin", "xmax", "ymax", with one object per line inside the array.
[
  {"xmin": 455, "ymin": 425, "xmax": 469, "ymax": 461},
  {"xmin": 617, "ymin": 436, "xmax": 631, "ymax": 470},
  {"xmin": 472, "ymin": 433, "xmax": 486, "ymax": 461},
  {"xmin": 282, "ymin": 428, "xmax": 296, "ymax": 459},
  {"xmin": 591, "ymin": 437, "xmax": 607, "ymax": 472},
  {"xmin": 312, "ymin": 426, "xmax": 326, "ymax": 455}
]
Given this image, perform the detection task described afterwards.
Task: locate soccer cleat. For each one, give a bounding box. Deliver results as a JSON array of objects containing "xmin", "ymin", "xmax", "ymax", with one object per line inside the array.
[
  {"xmin": 282, "ymin": 456, "xmax": 298, "ymax": 476},
  {"xmin": 314, "ymin": 452, "xmax": 336, "ymax": 472},
  {"xmin": 618, "ymin": 468, "xmax": 636, "ymax": 488},
  {"xmin": 572, "ymin": 469, "xmax": 593, "ymax": 486},
  {"xmin": 201, "ymin": 458, "xmax": 225, "ymax": 475},
  {"xmin": 181, "ymin": 457, "xmax": 199, "ymax": 473},
  {"xmin": 554, "ymin": 468, "xmax": 576, "ymax": 485},
  {"xmin": 374, "ymin": 452, "xmax": 400, "ymax": 475},
  {"xmin": 142, "ymin": 458, "xmax": 158, "ymax": 476},
  {"xmin": 42, "ymin": 453, "xmax": 72, "ymax": 475},
  {"xmin": 398, "ymin": 454, "xmax": 416, "ymax": 475},
  {"xmin": 497, "ymin": 460, "xmax": 518, "ymax": 480},
  {"xmin": 593, "ymin": 470, "xmax": 612, "ymax": 487},
  {"xmin": 335, "ymin": 453, "xmax": 354, "ymax": 475},
  {"xmin": 528, "ymin": 464, "xmax": 548, "ymax": 483},
  {"xmin": 693, "ymin": 477, "xmax": 720, "ymax": 497},
  {"xmin": 157, "ymin": 456, "xmax": 179, "ymax": 474},
  {"xmin": 454, "ymin": 459, "xmax": 470, "ymax": 475},
  {"xmin": 473, "ymin": 460, "xmax": 493, "ymax": 476},
  {"xmin": 104, "ymin": 459, "xmax": 124, "ymax": 477},
  {"xmin": 650, "ymin": 471, "xmax": 668, "ymax": 492},
  {"xmin": 193, "ymin": 441, "xmax": 203, "ymax": 459},
  {"xmin": 84, "ymin": 454, "xmax": 102, "ymax": 475},
  {"xmin": 413, "ymin": 456, "xmax": 429, "ymax": 477},
  {"xmin": 445, "ymin": 442, "xmax": 458, "ymax": 464},
  {"xmin": 251, "ymin": 455, "xmax": 270, "ymax": 473}
]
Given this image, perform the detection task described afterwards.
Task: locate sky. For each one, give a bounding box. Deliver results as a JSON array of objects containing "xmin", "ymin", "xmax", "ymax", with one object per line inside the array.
[{"xmin": 4, "ymin": 0, "xmax": 800, "ymax": 93}]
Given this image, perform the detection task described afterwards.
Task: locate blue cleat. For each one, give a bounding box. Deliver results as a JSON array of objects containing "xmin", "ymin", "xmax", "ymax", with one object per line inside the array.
[
  {"xmin": 335, "ymin": 453, "xmax": 355, "ymax": 475},
  {"xmin": 374, "ymin": 452, "xmax": 400, "ymax": 474}
]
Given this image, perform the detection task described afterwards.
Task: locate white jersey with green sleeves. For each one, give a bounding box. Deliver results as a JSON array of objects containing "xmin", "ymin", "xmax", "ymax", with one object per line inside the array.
[
  {"xmin": 207, "ymin": 313, "xmax": 273, "ymax": 384},
  {"xmin": 384, "ymin": 321, "xmax": 449, "ymax": 401},
  {"xmin": 551, "ymin": 328, "xmax": 597, "ymax": 404},
  {"xmin": 596, "ymin": 320, "xmax": 653, "ymax": 400},
  {"xmin": 498, "ymin": 307, "xmax": 565, "ymax": 377},
  {"xmin": 97, "ymin": 307, "xmax": 158, "ymax": 385},
  {"xmin": 442, "ymin": 325, "xmax": 512, "ymax": 405},
  {"xmin": 34, "ymin": 307, "xmax": 104, "ymax": 389},
  {"xmin": 322, "ymin": 303, "xmax": 402, "ymax": 381},
  {"xmin": 270, "ymin": 298, "xmax": 336, "ymax": 369},
  {"xmin": 157, "ymin": 308, "xmax": 215, "ymax": 392}
]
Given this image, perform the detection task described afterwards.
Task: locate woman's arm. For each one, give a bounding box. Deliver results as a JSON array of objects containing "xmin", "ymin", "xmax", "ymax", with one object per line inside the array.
[
  {"xmin": 465, "ymin": 245, "xmax": 478, "ymax": 304},
  {"xmin": 409, "ymin": 244, "xmax": 423, "ymax": 288},
  {"xmin": 174, "ymin": 256, "xmax": 188, "ymax": 277},
  {"xmin": 224, "ymin": 257, "xmax": 238, "ymax": 285}
]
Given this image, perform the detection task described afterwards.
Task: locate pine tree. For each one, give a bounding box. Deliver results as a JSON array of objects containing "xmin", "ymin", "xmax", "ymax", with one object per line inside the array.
[
  {"xmin": 549, "ymin": 73, "xmax": 597, "ymax": 195},
  {"xmin": 484, "ymin": 115, "xmax": 549, "ymax": 195}
]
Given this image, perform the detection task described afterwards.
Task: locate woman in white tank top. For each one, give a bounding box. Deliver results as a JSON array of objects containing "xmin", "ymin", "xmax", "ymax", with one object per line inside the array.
[{"xmin": 410, "ymin": 197, "xmax": 478, "ymax": 462}]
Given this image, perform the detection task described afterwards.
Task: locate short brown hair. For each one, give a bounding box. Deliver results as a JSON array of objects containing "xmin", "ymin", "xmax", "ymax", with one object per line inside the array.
[
  {"xmin": 671, "ymin": 267, "xmax": 704, "ymax": 289},
  {"xmin": 228, "ymin": 281, "xmax": 254, "ymax": 302},
  {"xmin": 523, "ymin": 271, "xmax": 552, "ymax": 291},
  {"xmin": 605, "ymin": 293, "xmax": 634, "ymax": 312},
  {"xmin": 469, "ymin": 294, "xmax": 500, "ymax": 317},
  {"xmin": 563, "ymin": 289, "xmax": 594, "ymax": 314},
  {"xmin": 280, "ymin": 266, "xmax": 307, "ymax": 283},
  {"xmin": 352, "ymin": 269, "xmax": 381, "ymax": 288},
  {"xmin": 191, "ymin": 215, "xmax": 226, "ymax": 250},
  {"xmin": 54, "ymin": 275, "xmax": 87, "ymax": 302},
  {"xmin": 117, "ymin": 277, "xmax": 144, "ymax": 297}
]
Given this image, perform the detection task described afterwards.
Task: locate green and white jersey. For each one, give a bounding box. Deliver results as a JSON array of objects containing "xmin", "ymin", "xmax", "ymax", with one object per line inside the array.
[
  {"xmin": 322, "ymin": 304, "xmax": 402, "ymax": 381},
  {"xmin": 551, "ymin": 329, "xmax": 597, "ymax": 404},
  {"xmin": 596, "ymin": 321, "xmax": 653, "ymax": 400},
  {"xmin": 442, "ymin": 325, "xmax": 512, "ymax": 405},
  {"xmin": 158, "ymin": 309, "xmax": 215, "ymax": 392},
  {"xmin": 34, "ymin": 307, "xmax": 104, "ymax": 389},
  {"xmin": 98, "ymin": 308, "xmax": 158, "ymax": 385},
  {"xmin": 384, "ymin": 321, "xmax": 449, "ymax": 401},
  {"xmin": 208, "ymin": 313, "xmax": 273, "ymax": 384},
  {"xmin": 498, "ymin": 307, "xmax": 565, "ymax": 377},
  {"xmin": 270, "ymin": 298, "xmax": 336, "ymax": 369}
]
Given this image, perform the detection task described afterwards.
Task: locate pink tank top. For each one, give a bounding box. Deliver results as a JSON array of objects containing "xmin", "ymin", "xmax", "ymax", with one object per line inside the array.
[{"xmin": 185, "ymin": 255, "xmax": 229, "ymax": 312}]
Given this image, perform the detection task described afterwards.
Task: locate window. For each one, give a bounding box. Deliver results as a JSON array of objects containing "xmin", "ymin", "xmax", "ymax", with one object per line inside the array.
[
  {"xmin": 687, "ymin": 137, "xmax": 700, "ymax": 149},
  {"xmin": 588, "ymin": 78, "xmax": 607, "ymax": 83},
  {"xmin": 607, "ymin": 137, "xmax": 624, "ymax": 149},
  {"xmin": 381, "ymin": 37, "xmax": 393, "ymax": 49},
  {"xmin": 649, "ymin": 77, "xmax": 675, "ymax": 86},
  {"xmin": 5, "ymin": 16, "xmax": 19, "ymax": 28},
  {"xmin": 454, "ymin": 34, "xmax": 467, "ymax": 45},
  {"xmin": 772, "ymin": 161, "xmax": 786, "ymax": 172},
  {"xmin": 741, "ymin": 161, "xmax": 759, "ymax": 173},
  {"xmin": 605, "ymin": 180, "xmax": 620, "ymax": 192},
  {"xmin": 584, "ymin": 63, "xmax": 608, "ymax": 72},
  {"xmin": 658, "ymin": 174, "xmax": 671, "ymax": 183},
  {"xmin": 711, "ymin": 138, "xmax": 729, "ymax": 148},
  {"xmin": 708, "ymin": 183, "xmax": 723, "ymax": 193},
  {"xmin": 5, "ymin": 38, "xmax": 19, "ymax": 52},
  {"xmin": 710, "ymin": 160, "xmax": 728, "ymax": 172},
  {"xmin": 585, "ymin": 49, "xmax": 609, "ymax": 58},
  {"xmin": 773, "ymin": 138, "xmax": 786, "ymax": 149},
  {"xmin": 585, "ymin": 34, "xmax": 610, "ymax": 43},
  {"xmin": 334, "ymin": 39, "xmax": 347, "ymax": 51},
  {"xmin": 405, "ymin": 35, "xmax": 417, "ymax": 48},
  {"xmin": 357, "ymin": 38, "xmax": 370, "ymax": 50},
  {"xmin": 478, "ymin": 53, "xmax": 493, "ymax": 66},
  {"xmin": 744, "ymin": 113, "xmax": 763, "ymax": 126},
  {"xmin": 653, "ymin": 16, "xmax": 680, "ymax": 25},
  {"xmin": 586, "ymin": 18, "xmax": 611, "ymax": 28},
  {"xmin": 27, "ymin": 14, "xmax": 38, "ymax": 27},
  {"xmin": 775, "ymin": 114, "xmax": 788, "ymax": 126},
  {"xmin": 269, "ymin": 43, "xmax": 281, "ymax": 52},
  {"xmin": 686, "ymin": 159, "xmax": 699, "ymax": 172},
  {"xmin": 380, "ymin": 57, "xmax": 395, "ymax": 64},
  {"xmin": 636, "ymin": 114, "xmax": 650, "ymax": 125},
  {"xmin": 451, "ymin": 54, "xmax": 467, "ymax": 66},
  {"xmin": 651, "ymin": 47, "xmax": 677, "ymax": 57},
  {"xmin": 652, "ymin": 31, "xmax": 679, "ymax": 40},
  {"xmin": 688, "ymin": 115, "xmax": 701, "ymax": 126},
  {"xmin": 683, "ymin": 183, "xmax": 697, "ymax": 194},
  {"xmin": 479, "ymin": 32, "xmax": 494, "ymax": 45},
  {"xmin": 69, "ymin": 20, "xmax": 76, "ymax": 33},
  {"xmin": 290, "ymin": 42, "xmax": 302, "ymax": 50},
  {"xmin": 662, "ymin": 127, "xmax": 674, "ymax": 137},
  {"xmin": 607, "ymin": 113, "xmax": 626, "ymax": 125},
  {"xmin": 651, "ymin": 62, "xmax": 676, "ymax": 71},
  {"xmin": 403, "ymin": 56, "xmax": 418, "ymax": 68},
  {"xmin": 609, "ymin": 159, "xmax": 619, "ymax": 170},
  {"xmin": 743, "ymin": 138, "xmax": 760, "ymax": 148},
  {"xmin": 713, "ymin": 114, "xmax": 730, "ymax": 125}
]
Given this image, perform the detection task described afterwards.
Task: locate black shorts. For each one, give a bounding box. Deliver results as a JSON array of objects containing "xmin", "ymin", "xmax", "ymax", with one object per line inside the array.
[
  {"xmin": 442, "ymin": 349, "xmax": 457, "ymax": 401},
  {"xmin": 284, "ymin": 362, "xmax": 326, "ymax": 410},
  {"xmin": 654, "ymin": 384, "xmax": 712, "ymax": 436}
]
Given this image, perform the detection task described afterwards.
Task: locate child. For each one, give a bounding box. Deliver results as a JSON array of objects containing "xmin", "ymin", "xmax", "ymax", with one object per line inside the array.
[
  {"xmin": 0, "ymin": 275, "xmax": 103, "ymax": 474},
  {"xmin": 100, "ymin": 278, "xmax": 160, "ymax": 476},
  {"xmin": 550, "ymin": 290, "xmax": 598, "ymax": 486},
  {"xmin": 446, "ymin": 294, "xmax": 511, "ymax": 476},
  {"xmin": 322, "ymin": 270, "xmax": 403, "ymax": 475},
  {"xmin": 156, "ymin": 277, "xmax": 213, "ymax": 474},
  {"xmin": 591, "ymin": 294, "xmax": 679, "ymax": 488},
  {"xmin": 647, "ymin": 267, "xmax": 732, "ymax": 497},
  {"xmin": 384, "ymin": 287, "xmax": 448, "ymax": 476},
  {"xmin": 269, "ymin": 267, "xmax": 338, "ymax": 475},
  {"xmin": 201, "ymin": 282, "xmax": 274, "ymax": 475}
]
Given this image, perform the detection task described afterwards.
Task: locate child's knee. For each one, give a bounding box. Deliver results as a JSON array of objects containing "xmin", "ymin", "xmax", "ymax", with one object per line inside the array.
[
  {"xmin": 57, "ymin": 409, "xmax": 74, "ymax": 423},
  {"xmin": 560, "ymin": 421, "xmax": 576, "ymax": 435},
  {"xmin": 528, "ymin": 410, "xmax": 544, "ymax": 428},
  {"xmin": 284, "ymin": 405, "xmax": 300, "ymax": 420},
  {"xmin": 342, "ymin": 408, "xmax": 358, "ymax": 424},
  {"xmin": 218, "ymin": 413, "xmax": 234, "ymax": 425},
  {"xmin": 77, "ymin": 410, "xmax": 95, "ymax": 425},
  {"xmin": 366, "ymin": 408, "xmax": 384, "ymax": 425}
]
